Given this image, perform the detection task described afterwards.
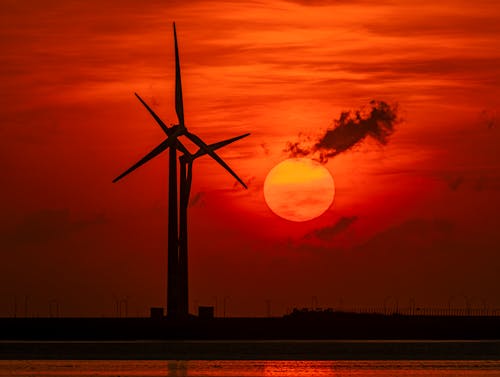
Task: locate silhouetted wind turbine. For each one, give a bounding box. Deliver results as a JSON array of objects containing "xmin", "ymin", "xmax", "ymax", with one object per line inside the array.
[
  {"xmin": 177, "ymin": 133, "xmax": 249, "ymax": 315},
  {"xmin": 113, "ymin": 22, "xmax": 249, "ymax": 319}
]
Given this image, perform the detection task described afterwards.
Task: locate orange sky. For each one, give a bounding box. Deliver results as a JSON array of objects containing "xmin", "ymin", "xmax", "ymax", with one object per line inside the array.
[{"xmin": 1, "ymin": 0, "xmax": 499, "ymax": 317}]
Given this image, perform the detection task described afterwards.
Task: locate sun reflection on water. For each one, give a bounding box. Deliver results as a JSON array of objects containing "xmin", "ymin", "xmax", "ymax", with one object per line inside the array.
[{"xmin": 2, "ymin": 360, "xmax": 500, "ymax": 377}]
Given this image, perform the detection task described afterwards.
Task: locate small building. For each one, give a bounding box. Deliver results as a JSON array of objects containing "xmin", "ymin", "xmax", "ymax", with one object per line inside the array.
[{"xmin": 150, "ymin": 307, "xmax": 164, "ymax": 319}]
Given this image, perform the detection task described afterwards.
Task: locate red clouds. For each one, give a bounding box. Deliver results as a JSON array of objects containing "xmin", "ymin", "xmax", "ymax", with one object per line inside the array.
[{"xmin": 1, "ymin": 0, "xmax": 500, "ymax": 316}]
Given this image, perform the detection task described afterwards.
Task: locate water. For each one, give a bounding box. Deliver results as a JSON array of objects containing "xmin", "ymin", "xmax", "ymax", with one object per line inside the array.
[{"xmin": 1, "ymin": 360, "xmax": 500, "ymax": 377}]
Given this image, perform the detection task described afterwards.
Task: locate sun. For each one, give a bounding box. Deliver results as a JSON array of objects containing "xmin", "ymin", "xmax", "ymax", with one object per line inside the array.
[{"xmin": 263, "ymin": 158, "xmax": 335, "ymax": 222}]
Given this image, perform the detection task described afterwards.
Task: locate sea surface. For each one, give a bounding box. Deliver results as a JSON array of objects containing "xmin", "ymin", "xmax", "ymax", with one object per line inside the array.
[{"xmin": 1, "ymin": 360, "xmax": 500, "ymax": 377}]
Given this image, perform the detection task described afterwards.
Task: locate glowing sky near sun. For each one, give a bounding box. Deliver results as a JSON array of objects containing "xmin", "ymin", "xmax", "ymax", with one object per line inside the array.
[{"xmin": 0, "ymin": 0, "xmax": 499, "ymax": 317}]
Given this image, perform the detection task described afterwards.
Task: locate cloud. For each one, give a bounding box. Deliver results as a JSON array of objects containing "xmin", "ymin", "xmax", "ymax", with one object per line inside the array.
[
  {"xmin": 444, "ymin": 174, "xmax": 500, "ymax": 192},
  {"xmin": 285, "ymin": 0, "xmax": 376, "ymax": 5},
  {"xmin": 285, "ymin": 100, "xmax": 399, "ymax": 163},
  {"xmin": 359, "ymin": 218, "xmax": 455, "ymax": 252},
  {"xmin": 189, "ymin": 192, "xmax": 206, "ymax": 207},
  {"xmin": 260, "ymin": 143, "xmax": 270, "ymax": 156},
  {"xmin": 362, "ymin": 7, "xmax": 500, "ymax": 38},
  {"xmin": 479, "ymin": 109, "xmax": 496, "ymax": 129},
  {"xmin": 3, "ymin": 209, "xmax": 106, "ymax": 245},
  {"xmin": 474, "ymin": 175, "xmax": 500, "ymax": 192},
  {"xmin": 304, "ymin": 216, "xmax": 358, "ymax": 242},
  {"xmin": 448, "ymin": 176, "xmax": 464, "ymax": 191}
]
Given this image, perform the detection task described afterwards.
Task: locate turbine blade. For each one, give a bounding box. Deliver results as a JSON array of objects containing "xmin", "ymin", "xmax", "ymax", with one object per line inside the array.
[
  {"xmin": 135, "ymin": 93, "xmax": 171, "ymax": 136},
  {"xmin": 193, "ymin": 133, "xmax": 250, "ymax": 159},
  {"xmin": 173, "ymin": 22, "xmax": 184, "ymax": 126},
  {"xmin": 209, "ymin": 133, "xmax": 250, "ymax": 151},
  {"xmin": 113, "ymin": 138, "xmax": 173, "ymax": 183},
  {"xmin": 185, "ymin": 131, "xmax": 247, "ymax": 189}
]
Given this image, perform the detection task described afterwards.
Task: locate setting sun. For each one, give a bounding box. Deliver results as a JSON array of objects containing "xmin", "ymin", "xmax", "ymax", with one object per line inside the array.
[{"xmin": 263, "ymin": 158, "xmax": 335, "ymax": 222}]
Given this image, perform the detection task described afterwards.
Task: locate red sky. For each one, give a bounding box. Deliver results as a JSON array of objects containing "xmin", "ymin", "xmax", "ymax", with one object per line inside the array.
[{"xmin": 1, "ymin": 0, "xmax": 499, "ymax": 317}]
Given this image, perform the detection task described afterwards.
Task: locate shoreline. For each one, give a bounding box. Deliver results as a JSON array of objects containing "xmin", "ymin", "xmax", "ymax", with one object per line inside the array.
[{"xmin": 2, "ymin": 340, "xmax": 500, "ymax": 360}]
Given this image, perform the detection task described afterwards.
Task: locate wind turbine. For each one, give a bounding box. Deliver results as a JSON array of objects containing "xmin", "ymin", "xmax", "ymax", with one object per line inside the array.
[
  {"xmin": 113, "ymin": 22, "xmax": 249, "ymax": 319},
  {"xmin": 177, "ymin": 133, "xmax": 249, "ymax": 315}
]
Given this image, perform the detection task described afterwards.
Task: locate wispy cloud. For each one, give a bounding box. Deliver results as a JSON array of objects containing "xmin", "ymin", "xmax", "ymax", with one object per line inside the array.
[
  {"xmin": 304, "ymin": 216, "xmax": 358, "ymax": 242},
  {"xmin": 3, "ymin": 209, "xmax": 106, "ymax": 245}
]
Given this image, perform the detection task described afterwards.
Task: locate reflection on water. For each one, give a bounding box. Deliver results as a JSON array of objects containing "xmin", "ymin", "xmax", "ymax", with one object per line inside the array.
[{"xmin": 1, "ymin": 360, "xmax": 500, "ymax": 377}]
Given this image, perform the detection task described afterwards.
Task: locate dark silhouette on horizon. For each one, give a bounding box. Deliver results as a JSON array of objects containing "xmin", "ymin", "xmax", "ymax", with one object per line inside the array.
[
  {"xmin": 2, "ymin": 311, "xmax": 500, "ymax": 342},
  {"xmin": 113, "ymin": 22, "xmax": 249, "ymax": 319}
]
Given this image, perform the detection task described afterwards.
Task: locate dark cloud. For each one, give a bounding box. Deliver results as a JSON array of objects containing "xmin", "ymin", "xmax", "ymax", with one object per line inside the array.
[
  {"xmin": 304, "ymin": 216, "xmax": 358, "ymax": 242},
  {"xmin": 359, "ymin": 218, "xmax": 455, "ymax": 252},
  {"xmin": 260, "ymin": 143, "xmax": 270, "ymax": 156},
  {"xmin": 0, "ymin": 107, "xmax": 61, "ymax": 144},
  {"xmin": 448, "ymin": 176, "xmax": 464, "ymax": 191},
  {"xmin": 3, "ymin": 209, "xmax": 106, "ymax": 245},
  {"xmin": 474, "ymin": 175, "xmax": 500, "ymax": 192},
  {"xmin": 479, "ymin": 109, "xmax": 496, "ymax": 129},
  {"xmin": 285, "ymin": 100, "xmax": 399, "ymax": 163},
  {"xmin": 444, "ymin": 174, "xmax": 500, "ymax": 192}
]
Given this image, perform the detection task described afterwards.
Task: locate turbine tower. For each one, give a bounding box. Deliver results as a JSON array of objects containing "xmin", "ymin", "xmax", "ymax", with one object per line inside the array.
[{"xmin": 113, "ymin": 23, "xmax": 249, "ymax": 319}]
